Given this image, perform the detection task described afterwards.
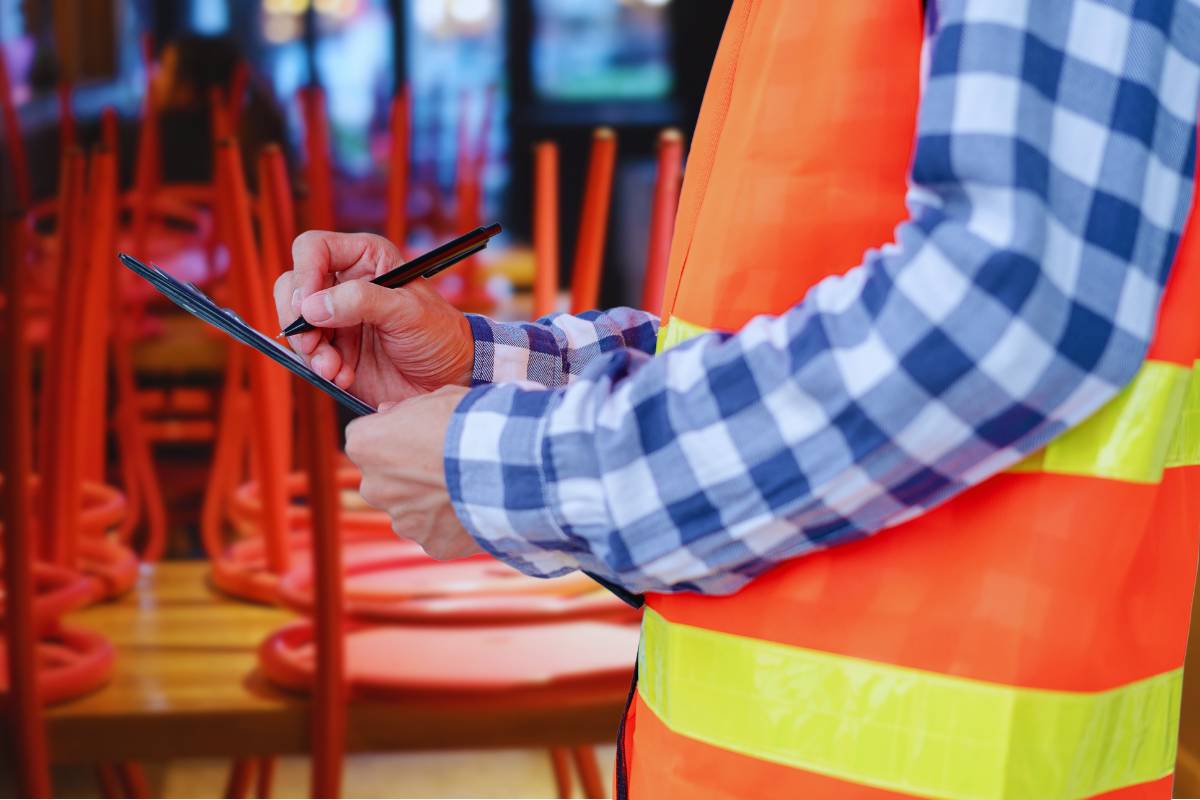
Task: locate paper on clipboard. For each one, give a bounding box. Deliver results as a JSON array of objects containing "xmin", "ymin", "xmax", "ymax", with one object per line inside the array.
[{"xmin": 118, "ymin": 253, "xmax": 375, "ymax": 417}]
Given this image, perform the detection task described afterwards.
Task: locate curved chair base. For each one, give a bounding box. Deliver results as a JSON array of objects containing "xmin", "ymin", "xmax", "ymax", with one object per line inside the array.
[
  {"xmin": 0, "ymin": 624, "xmax": 115, "ymax": 706},
  {"xmin": 258, "ymin": 618, "xmax": 639, "ymax": 699},
  {"xmin": 0, "ymin": 562, "xmax": 94, "ymax": 635},
  {"xmin": 210, "ymin": 534, "xmax": 425, "ymax": 605},
  {"xmin": 78, "ymin": 537, "xmax": 139, "ymax": 603}
]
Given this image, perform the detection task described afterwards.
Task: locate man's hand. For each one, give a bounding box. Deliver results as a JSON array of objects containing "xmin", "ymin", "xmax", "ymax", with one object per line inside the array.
[
  {"xmin": 344, "ymin": 386, "xmax": 483, "ymax": 560},
  {"xmin": 274, "ymin": 231, "xmax": 475, "ymax": 408}
]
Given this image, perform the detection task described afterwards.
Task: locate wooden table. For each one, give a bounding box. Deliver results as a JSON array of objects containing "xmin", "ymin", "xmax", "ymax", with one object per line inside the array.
[{"xmin": 21, "ymin": 562, "xmax": 629, "ymax": 764}]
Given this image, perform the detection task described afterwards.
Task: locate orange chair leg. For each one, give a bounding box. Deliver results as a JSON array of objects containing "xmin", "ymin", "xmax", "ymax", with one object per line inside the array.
[
  {"xmin": 255, "ymin": 756, "xmax": 276, "ymax": 798},
  {"xmin": 117, "ymin": 761, "xmax": 149, "ymax": 799},
  {"xmin": 569, "ymin": 128, "xmax": 617, "ymax": 315},
  {"xmin": 96, "ymin": 764, "xmax": 122, "ymax": 798},
  {"xmin": 533, "ymin": 141, "xmax": 559, "ymax": 319},
  {"xmin": 224, "ymin": 758, "xmax": 255, "ymax": 799},
  {"xmin": 572, "ymin": 747, "xmax": 605, "ymax": 799},
  {"xmin": 640, "ymin": 129, "xmax": 684, "ymax": 314},
  {"xmin": 299, "ymin": 387, "xmax": 346, "ymax": 797},
  {"xmin": 2, "ymin": 217, "xmax": 52, "ymax": 798},
  {"xmin": 550, "ymin": 747, "xmax": 574, "ymax": 798}
]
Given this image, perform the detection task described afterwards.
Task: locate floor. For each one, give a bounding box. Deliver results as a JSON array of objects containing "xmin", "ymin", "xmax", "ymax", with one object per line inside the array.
[{"xmin": 42, "ymin": 747, "xmax": 616, "ymax": 798}]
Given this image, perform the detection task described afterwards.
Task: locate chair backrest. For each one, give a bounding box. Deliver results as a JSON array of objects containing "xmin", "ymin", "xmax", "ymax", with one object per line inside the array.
[
  {"xmin": 569, "ymin": 128, "xmax": 617, "ymax": 315},
  {"xmin": 640, "ymin": 129, "xmax": 684, "ymax": 314}
]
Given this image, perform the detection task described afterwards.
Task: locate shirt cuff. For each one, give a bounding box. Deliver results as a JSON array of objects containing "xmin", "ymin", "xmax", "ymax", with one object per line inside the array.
[
  {"xmin": 443, "ymin": 382, "xmax": 582, "ymax": 578},
  {"xmin": 466, "ymin": 314, "xmax": 567, "ymax": 387}
]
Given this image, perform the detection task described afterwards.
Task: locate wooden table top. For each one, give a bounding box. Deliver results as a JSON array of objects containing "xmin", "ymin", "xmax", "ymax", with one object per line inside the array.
[{"xmin": 27, "ymin": 562, "xmax": 629, "ymax": 764}]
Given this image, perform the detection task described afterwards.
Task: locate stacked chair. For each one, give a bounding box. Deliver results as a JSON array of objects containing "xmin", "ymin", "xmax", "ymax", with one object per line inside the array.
[{"xmin": 0, "ymin": 151, "xmax": 153, "ymax": 796}]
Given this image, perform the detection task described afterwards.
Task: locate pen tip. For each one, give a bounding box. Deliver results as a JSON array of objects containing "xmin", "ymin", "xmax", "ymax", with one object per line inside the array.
[{"xmin": 275, "ymin": 331, "xmax": 285, "ymax": 339}]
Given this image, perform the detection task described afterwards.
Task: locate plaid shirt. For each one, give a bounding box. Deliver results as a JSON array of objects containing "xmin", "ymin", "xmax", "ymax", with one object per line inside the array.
[{"xmin": 445, "ymin": 0, "xmax": 1200, "ymax": 595}]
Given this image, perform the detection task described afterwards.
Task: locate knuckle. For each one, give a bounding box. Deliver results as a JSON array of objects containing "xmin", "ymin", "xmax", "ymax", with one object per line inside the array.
[{"xmin": 291, "ymin": 229, "xmax": 322, "ymax": 259}]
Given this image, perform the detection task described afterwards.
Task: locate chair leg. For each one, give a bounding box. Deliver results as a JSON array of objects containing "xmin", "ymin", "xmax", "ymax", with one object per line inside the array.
[
  {"xmin": 117, "ymin": 761, "xmax": 149, "ymax": 799},
  {"xmin": 571, "ymin": 747, "xmax": 605, "ymax": 799},
  {"xmin": 549, "ymin": 747, "xmax": 574, "ymax": 798},
  {"xmin": 224, "ymin": 758, "xmax": 255, "ymax": 798},
  {"xmin": 96, "ymin": 764, "xmax": 122, "ymax": 798},
  {"xmin": 255, "ymin": 756, "xmax": 276, "ymax": 798}
]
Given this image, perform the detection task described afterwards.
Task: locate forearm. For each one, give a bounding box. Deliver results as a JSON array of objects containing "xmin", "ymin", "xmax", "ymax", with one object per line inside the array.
[{"xmin": 466, "ymin": 308, "xmax": 659, "ymax": 388}]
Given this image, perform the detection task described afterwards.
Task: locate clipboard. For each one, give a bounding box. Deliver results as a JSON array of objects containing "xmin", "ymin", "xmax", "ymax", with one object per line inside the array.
[{"xmin": 118, "ymin": 253, "xmax": 375, "ymax": 417}]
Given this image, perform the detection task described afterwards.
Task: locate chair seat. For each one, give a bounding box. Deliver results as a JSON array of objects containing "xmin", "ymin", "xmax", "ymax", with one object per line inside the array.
[
  {"xmin": 277, "ymin": 553, "xmax": 636, "ymax": 625},
  {"xmin": 258, "ymin": 619, "xmax": 639, "ymax": 699},
  {"xmin": 0, "ymin": 624, "xmax": 115, "ymax": 706}
]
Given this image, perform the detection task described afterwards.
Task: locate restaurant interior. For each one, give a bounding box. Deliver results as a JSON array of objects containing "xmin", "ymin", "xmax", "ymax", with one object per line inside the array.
[{"xmin": 4, "ymin": 1, "xmax": 1200, "ymax": 798}]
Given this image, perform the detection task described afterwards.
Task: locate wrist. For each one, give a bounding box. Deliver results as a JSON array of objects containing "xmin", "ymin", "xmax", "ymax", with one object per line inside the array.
[{"xmin": 453, "ymin": 313, "xmax": 476, "ymax": 387}]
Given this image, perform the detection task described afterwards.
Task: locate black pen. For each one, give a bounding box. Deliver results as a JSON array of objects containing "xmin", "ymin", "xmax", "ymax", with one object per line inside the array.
[{"xmin": 277, "ymin": 222, "xmax": 502, "ymax": 339}]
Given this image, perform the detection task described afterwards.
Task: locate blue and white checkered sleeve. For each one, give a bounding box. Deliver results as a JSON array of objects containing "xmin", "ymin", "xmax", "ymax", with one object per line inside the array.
[
  {"xmin": 446, "ymin": 0, "xmax": 1200, "ymax": 595},
  {"xmin": 465, "ymin": 308, "xmax": 659, "ymax": 387}
]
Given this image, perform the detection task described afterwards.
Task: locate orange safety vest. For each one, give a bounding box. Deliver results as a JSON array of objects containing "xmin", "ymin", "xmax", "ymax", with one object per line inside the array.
[{"xmin": 622, "ymin": 2, "xmax": 1200, "ymax": 798}]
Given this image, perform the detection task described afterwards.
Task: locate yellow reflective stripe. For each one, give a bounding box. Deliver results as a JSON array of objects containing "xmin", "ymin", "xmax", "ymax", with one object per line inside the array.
[
  {"xmin": 1008, "ymin": 360, "xmax": 1194, "ymax": 483},
  {"xmin": 658, "ymin": 315, "xmax": 1200, "ymax": 481},
  {"xmin": 656, "ymin": 314, "xmax": 713, "ymax": 353},
  {"xmin": 1166, "ymin": 361, "xmax": 1200, "ymax": 469},
  {"xmin": 639, "ymin": 608, "xmax": 1181, "ymax": 800}
]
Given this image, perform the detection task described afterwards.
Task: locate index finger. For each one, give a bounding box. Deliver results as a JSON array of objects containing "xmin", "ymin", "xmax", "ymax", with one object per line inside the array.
[{"xmin": 290, "ymin": 230, "xmax": 404, "ymax": 304}]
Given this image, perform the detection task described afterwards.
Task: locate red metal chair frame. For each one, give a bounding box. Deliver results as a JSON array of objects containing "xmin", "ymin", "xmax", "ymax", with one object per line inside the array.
[
  {"xmin": 640, "ymin": 129, "xmax": 684, "ymax": 314},
  {"xmin": 569, "ymin": 129, "xmax": 618, "ymax": 315}
]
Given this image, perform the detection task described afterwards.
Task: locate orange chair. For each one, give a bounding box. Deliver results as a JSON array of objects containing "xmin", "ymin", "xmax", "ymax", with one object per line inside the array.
[
  {"xmin": 201, "ymin": 139, "xmax": 292, "ymax": 602},
  {"xmin": 38, "ymin": 147, "xmax": 139, "ymax": 602},
  {"xmin": 1, "ymin": 204, "xmax": 118, "ymax": 800},
  {"xmin": 199, "ymin": 141, "xmax": 415, "ymax": 605},
  {"xmin": 2, "ymin": 213, "xmax": 52, "ymax": 798}
]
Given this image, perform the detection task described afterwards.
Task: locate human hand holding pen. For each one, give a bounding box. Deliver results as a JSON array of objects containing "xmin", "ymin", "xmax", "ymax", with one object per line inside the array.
[{"xmin": 273, "ymin": 230, "xmax": 475, "ymax": 409}]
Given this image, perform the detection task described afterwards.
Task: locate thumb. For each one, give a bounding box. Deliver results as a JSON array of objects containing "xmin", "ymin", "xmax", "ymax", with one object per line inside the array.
[
  {"xmin": 377, "ymin": 400, "xmax": 400, "ymax": 413},
  {"xmin": 300, "ymin": 280, "xmax": 413, "ymax": 330}
]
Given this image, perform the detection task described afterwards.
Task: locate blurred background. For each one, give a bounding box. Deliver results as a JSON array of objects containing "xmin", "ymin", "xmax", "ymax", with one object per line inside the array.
[
  {"xmin": 0, "ymin": 2, "xmax": 737, "ymax": 798},
  {"xmin": 1, "ymin": 0, "xmax": 727, "ymax": 305}
]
